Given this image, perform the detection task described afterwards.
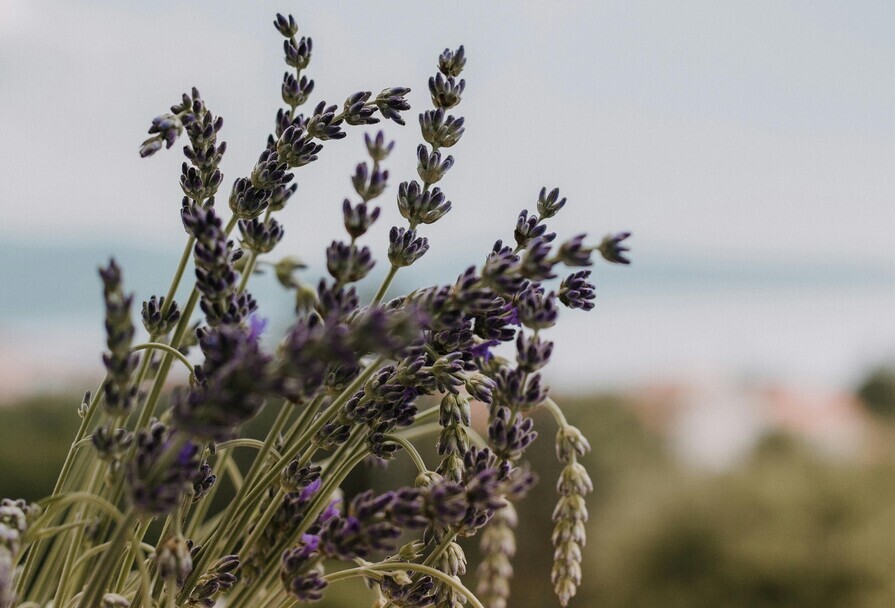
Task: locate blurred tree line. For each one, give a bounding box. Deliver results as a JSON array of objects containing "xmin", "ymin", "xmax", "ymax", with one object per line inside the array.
[{"xmin": 5, "ymin": 383, "xmax": 895, "ymax": 607}]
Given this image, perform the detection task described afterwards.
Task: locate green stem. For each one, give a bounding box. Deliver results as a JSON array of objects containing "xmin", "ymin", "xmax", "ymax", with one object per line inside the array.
[
  {"xmin": 423, "ymin": 531, "xmax": 459, "ymax": 568},
  {"xmin": 384, "ymin": 434, "xmax": 428, "ymax": 474},
  {"xmin": 228, "ymin": 441, "xmax": 369, "ymax": 608},
  {"xmin": 24, "ymin": 520, "xmax": 91, "ymax": 542},
  {"xmin": 131, "ymin": 342, "xmax": 195, "ymax": 381},
  {"xmin": 179, "ymin": 358, "xmax": 384, "ymax": 602},
  {"xmin": 162, "ymin": 236, "xmax": 196, "ymax": 317},
  {"xmin": 282, "ymin": 394, "xmax": 324, "ymax": 453},
  {"xmin": 371, "ymin": 264, "xmax": 399, "ymax": 306},
  {"xmin": 539, "ymin": 397, "xmax": 568, "ymax": 427},
  {"xmin": 52, "ymin": 386, "xmax": 105, "ymax": 495},
  {"xmin": 398, "ymin": 422, "xmax": 441, "ymax": 442},
  {"xmin": 16, "ymin": 383, "xmax": 106, "ymax": 598},
  {"xmin": 209, "ymin": 397, "xmax": 317, "ymax": 557},
  {"xmin": 35, "ymin": 492, "xmax": 125, "ymax": 525},
  {"xmin": 324, "ymin": 561, "xmax": 485, "ymax": 608},
  {"xmin": 126, "ymin": 530, "xmax": 154, "ymax": 608},
  {"xmin": 223, "ymin": 456, "xmax": 244, "ymax": 489},
  {"xmin": 186, "ymin": 420, "xmax": 292, "ymax": 539},
  {"xmin": 113, "ymin": 519, "xmax": 152, "ymax": 593},
  {"xmin": 45, "ymin": 466, "xmax": 104, "ymax": 606},
  {"xmin": 238, "ymin": 250, "xmax": 259, "ymax": 293},
  {"xmin": 179, "ymin": 398, "xmax": 297, "ymax": 597},
  {"xmin": 235, "ymin": 486, "xmax": 285, "ymax": 563},
  {"xmin": 214, "ymin": 439, "xmax": 284, "ymax": 462},
  {"xmin": 165, "ymin": 575, "xmax": 177, "ymax": 608},
  {"xmin": 413, "ymin": 405, "xmax": 439, "ymax": 426},
  {"xmin": 78, "ymin": 509, "xmax": 138, "ymax": 608}
]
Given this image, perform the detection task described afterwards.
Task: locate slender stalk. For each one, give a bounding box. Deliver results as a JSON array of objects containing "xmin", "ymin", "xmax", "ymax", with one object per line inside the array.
[
  {"xmin": 282, "ymin": 394, "xmax": 324, "ymax": 453},
  {"xmin": 162, "ymin": 236, "xmax": 197, "ymax": 318},
  {"xmin": 215, "ymin": 438, "xmax": 285, "ymax": 460},
  {"xmin": 23, "ymin": 520, "xmax": 91, "ymax": 542},
  {"xmin": 131, "ymin": 342, "xmax": 195, "ymax": 380},
  {"xmin": 379, "ymin": 530, "xmax": 459, "ymax": 608},
  {"xmin": 190, "ymin": 402, "xmax": 290, "ymax": 541},
  {"xmin": 539, "ymin": 397, "xmax": 568, "ymax": 427},
  {"xmin": 228, "ymin": 442, "xmax": 369, "ymax": 608},
  {"xmin": 237, "ymin": 250, "xmax": 259, "ymax": 293},
  {"xmin": 165, "ymin": 576, "xmax": 176, "ymax": 608},
  {"xmin": 422, "ymin": 531, "xmax": 459, "ymax": 568},
  {"xmin": 17, "ymin": 382, "xmax": 106, "ymax": 597},
  {"xmin": 234, "ymin": 486, "xmax": 286, "ymax": 563},
  {"xmin": 384, "ymin": 434, "xmax": 428, "ymax": 474},
  {"xmin": 371, "ymin": 264, "xmax": 399, "ymax": 305},
  {"xmin": 113, "ymin": 519, "xmax": 152, "ymax": 593},
  {"xmin": 50, "ymin": 385, "xmax": 105, "ymax": 496},
  {"xmin": 181, "ymin": 358, "xmax": 385, "ymax": 601},
  {"xmin": 324, "ymin": 561, "xmax": 485, "ymax": 608},
  {"xmin": 187, "ymin": 399, "xmax": 294, "ymax": 539},
  {"xmin": 35, "ymin": 491, "xmax": 126, "ymax": 525},
  {"xmin": 78, "ymin": 509, "xmax": 138, "ymax": 608},
  {"xmin": 42, "ymin": 466, "xmax": 105, "ymax": 605}
]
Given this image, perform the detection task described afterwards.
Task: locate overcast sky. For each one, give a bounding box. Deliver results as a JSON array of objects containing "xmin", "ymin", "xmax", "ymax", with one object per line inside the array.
[
  {"xmin": 3, "ymin": 0, "xmax": 895, "ymax": 262},
  {"xmin": 3, "ymin": 1, "xmax": 895, "ymax": 393}
]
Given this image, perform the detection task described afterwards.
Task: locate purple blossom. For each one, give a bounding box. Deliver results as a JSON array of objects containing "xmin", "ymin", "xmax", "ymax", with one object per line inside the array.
[{"xmin": 469, "ymin": 339, "xmax": 500, "ymax": 362}]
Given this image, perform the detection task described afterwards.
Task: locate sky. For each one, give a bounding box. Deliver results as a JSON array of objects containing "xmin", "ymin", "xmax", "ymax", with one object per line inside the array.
[{"xmin": 2, "ymin": 0, "xmax": 895, "ymax": 395}]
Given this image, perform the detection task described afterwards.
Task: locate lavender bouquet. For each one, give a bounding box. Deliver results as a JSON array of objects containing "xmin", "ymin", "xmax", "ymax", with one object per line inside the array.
[{"xmin": 0, "ymin": 12, "xmax": 629, "ymax": 608}]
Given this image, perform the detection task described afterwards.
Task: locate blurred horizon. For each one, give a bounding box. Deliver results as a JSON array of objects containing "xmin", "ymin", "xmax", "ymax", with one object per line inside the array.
[{"xmin": 4, "ymin": 236, "xmax": 895, "ymax": 398}]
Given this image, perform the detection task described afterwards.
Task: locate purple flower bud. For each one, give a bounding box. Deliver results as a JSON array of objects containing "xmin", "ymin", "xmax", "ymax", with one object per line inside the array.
[
  {"xmin": 388, "ymin": 226, "xmax": 430, "ymax": 268},
  {"xmin": 417, "ymin": 144, "xmax": 454, "ymax": 185},
  {"xmin": 429, "ymin": 73, "xmax": 465, "ymax": 109},
  {"xmin": 126, "ymin": 422, "xmax": 201, "ymax": 516},
  {"xmin": 516, "ymin": 283, "xmax": 558, "ymax": 330},
  {"xmin": 516, "ymin": 332, "xmax": 553, "ymax": 372},
  {"xmin": 420, "ymin": 108, "xmax": 465, "ymax": 148},
  {"xmin": 438, "ymin": 45, "xmax": 467, "ymax": 77},
  {"xmin": 515, "ymin": 210, "xmax": 556, "ymax": 249},
  {"xmin": 397, "ymin": 180, "xmax": 452, "ymax": 226},
  {"xmin": 365, "ymin": 131, "xmax": 394, "ymax": 160},
  {"xmin": 558, "ymin": 270, "xmax": 596, "ymax": 311},
  {"xmin": 326, "ymin": 241, "xmax": 375, "ymax": 284},
  {"xmin": 375, "ymin": 87, "xmax": 411, "ymax": 125},
  {"xmin": 343, "ymin": 199, "xmax": 381, "ymax": 239},
  {"xmin": 598, "ymin": 231, "xmax": 632, "ymax": 265},
  {"xmin": 343, "ymin": 91, "xmax": 378, "ymax": 126},
  {"xmin": 489, "ymin": 406, "xmax": 538, "ymax": 461},
  {"xmin": 537, "ymin": 186, "xmax": 567, "ymax": 219},
  {"xmin": 273, "ymin": 13, "xmax": 298, "ymax": 38},
  {"xmin": 556, "ymin": 233, "xmax": 593, "ymax": 267}
]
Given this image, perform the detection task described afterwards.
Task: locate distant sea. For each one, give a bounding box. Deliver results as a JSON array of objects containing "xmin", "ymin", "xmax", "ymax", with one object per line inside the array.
[{"xmin": 2, "ymin": 240, "xmax": 895, "ymax": 397}]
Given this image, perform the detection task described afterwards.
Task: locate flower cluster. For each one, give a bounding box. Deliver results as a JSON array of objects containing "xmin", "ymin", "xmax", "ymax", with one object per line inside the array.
[{"xmin": 3, "ymin": 12, "xmax": 628, "ymax": 608}]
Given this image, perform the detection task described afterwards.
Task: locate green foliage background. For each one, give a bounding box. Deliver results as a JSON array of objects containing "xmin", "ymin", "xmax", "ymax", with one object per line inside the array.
[{"xmin": 5, "ymin": 393, "xmax": 895, "ymax": 607}]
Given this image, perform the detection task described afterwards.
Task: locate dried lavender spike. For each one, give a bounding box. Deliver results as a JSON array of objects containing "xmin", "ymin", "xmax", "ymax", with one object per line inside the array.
[
  {"xmin": 476, "ymin": 503, "xmax": 518, "ymax": 608},
  {"xmin": 550, "ymin": 421, "xmax": 593, "ymax": 606}
]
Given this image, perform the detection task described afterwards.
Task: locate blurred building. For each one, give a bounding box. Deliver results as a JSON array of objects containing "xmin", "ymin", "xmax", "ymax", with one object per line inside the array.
[{"xmin": 629, "ymin": 377, "xmax": 869, "ymax": 468}]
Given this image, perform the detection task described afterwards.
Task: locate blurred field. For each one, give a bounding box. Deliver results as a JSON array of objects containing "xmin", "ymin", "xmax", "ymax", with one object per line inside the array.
[{"xmin": 5, "ymin": 392, "xmax": 895, "ymax": 607}]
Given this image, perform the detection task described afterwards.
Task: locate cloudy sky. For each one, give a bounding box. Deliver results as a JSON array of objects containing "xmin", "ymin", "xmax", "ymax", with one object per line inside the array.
[{"xmin": 2, "ymin": 1, "xmax": 895, "ymax": 392}]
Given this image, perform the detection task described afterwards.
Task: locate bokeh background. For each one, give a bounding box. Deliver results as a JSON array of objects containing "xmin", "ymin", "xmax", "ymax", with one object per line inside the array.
[{"xmin": 4, "ymin": 1, "xmax": 895, "ymax": 606}]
